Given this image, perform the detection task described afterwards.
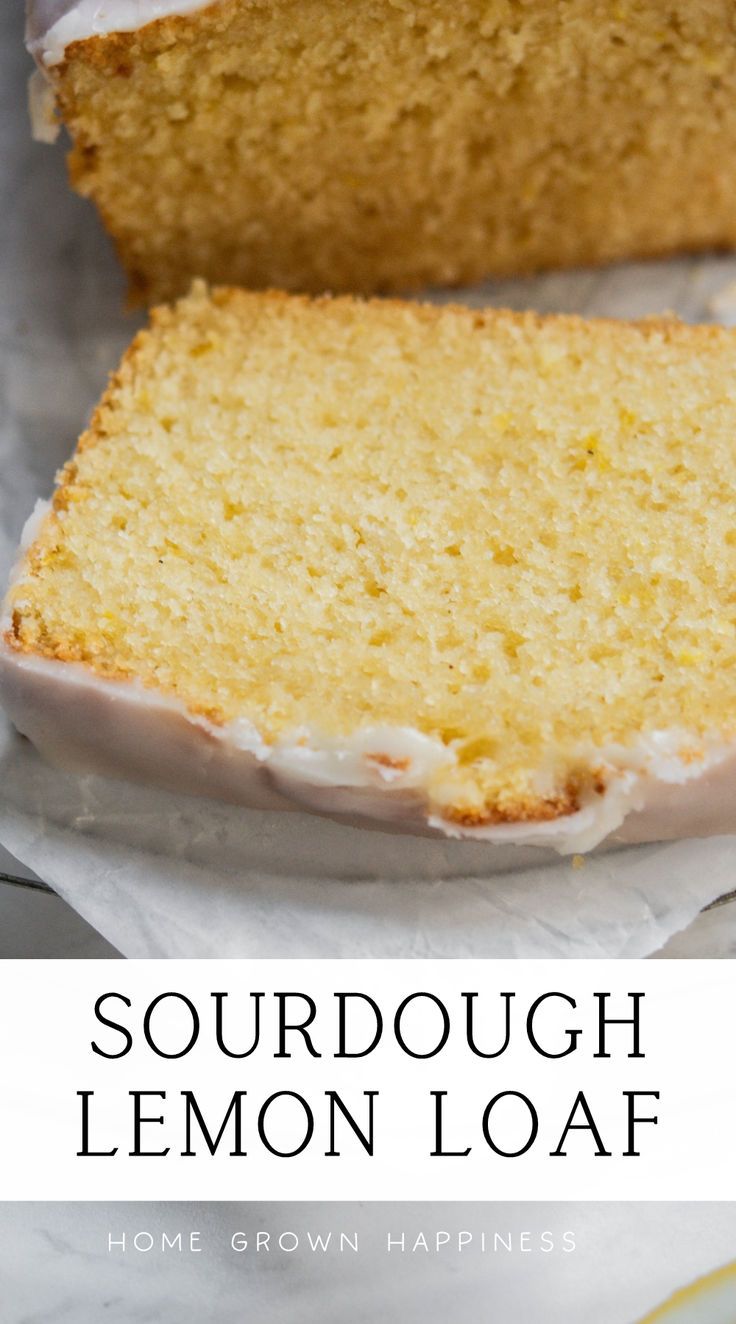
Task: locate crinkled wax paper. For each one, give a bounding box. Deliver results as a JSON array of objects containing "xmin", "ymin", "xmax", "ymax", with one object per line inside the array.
[{"xmin": 1, "ymin": 13, "xmax": 735, "ymax": 957}]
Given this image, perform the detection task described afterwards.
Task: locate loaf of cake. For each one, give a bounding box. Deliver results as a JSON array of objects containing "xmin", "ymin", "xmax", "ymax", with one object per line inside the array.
[
  {"xmin": 25, "ymin": 0, "xmax": 736, "ymax": 303},
  {"xmin": 2, "ymin": 284, "xmax": 735, "ymax": 852}
]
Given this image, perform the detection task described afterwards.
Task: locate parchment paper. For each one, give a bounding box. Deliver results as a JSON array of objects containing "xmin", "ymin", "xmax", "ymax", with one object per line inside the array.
[{"xmin": 1, "ymin": 10, "xmax": 735, "ymax": 958}]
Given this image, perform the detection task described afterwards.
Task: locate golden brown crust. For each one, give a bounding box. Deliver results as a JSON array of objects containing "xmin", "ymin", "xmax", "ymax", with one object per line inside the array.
[
  {"xmin": 365, "ymin": 753, "xmax": 412, "ymax": 773},
  {"xmin": 51, "ymin": 0, "xmax": 237, "ymax": 79}
]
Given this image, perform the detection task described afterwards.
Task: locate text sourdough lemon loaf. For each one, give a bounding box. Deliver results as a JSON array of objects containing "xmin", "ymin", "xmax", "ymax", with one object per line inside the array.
[
  {"xmin": 1, "ymin": 285, "xmax": 736, "ymax": 851},
  {"xmin": 26, "ymin": 0, "xmax": 736, "ymax": 302}
]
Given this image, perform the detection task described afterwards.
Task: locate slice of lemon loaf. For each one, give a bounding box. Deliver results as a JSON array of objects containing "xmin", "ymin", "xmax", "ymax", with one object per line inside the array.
[
  {"xmin": 26, "ymin": 0, "xmax": 736, "ymax": 302},
  {"xmin": 2, "ymin": 284, "xmax": 736, "ymax": 852}
]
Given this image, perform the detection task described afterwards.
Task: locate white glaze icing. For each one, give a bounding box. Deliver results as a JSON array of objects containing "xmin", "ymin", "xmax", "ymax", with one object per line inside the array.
[
  {"xmin": 26, "ymin": 0, "xmax": 214, "ymax": 66},
  {"xmin": 2, "ymin": 502, "xmax": 735, "ymax": 853}
]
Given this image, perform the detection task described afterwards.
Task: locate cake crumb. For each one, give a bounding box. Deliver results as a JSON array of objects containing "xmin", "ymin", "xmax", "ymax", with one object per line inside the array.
[
  {"xmin": 7, "ymin": 287, "xmax": 736, "ymax": 830},
  {"xmin": 708, "ymin": 280, "xmax": 736, "ymax": 326}
]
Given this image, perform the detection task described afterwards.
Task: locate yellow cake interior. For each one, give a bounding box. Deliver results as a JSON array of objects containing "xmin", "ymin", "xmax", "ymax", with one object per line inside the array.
[
  {"xmin": 52, "ymin": 0, "xmax": 736, "ymax": 302},
  {"xmin": 6, "ymin": 286, "xmax": 736, "ymax": 824}
]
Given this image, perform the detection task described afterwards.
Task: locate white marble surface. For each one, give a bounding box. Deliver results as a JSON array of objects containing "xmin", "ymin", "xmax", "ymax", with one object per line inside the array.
[
  {"xmin": 0, "ymin": 1202, "xmax": 735, "ymax": 1324},
  {"xmin": 3, "ymin": 5, "xmax": 736, "ymax": 958}
]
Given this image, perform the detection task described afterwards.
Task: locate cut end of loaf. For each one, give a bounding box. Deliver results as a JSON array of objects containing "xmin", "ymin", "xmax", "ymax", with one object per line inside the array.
[{"xmin": 5, "ymin": 283, "xmax": 736, "ymax": 830}]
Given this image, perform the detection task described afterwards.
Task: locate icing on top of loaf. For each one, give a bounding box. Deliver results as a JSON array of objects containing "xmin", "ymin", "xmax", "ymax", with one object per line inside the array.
[{"xmin": 26, "ymin": 0, "xmax": 212, "ymax": 64}]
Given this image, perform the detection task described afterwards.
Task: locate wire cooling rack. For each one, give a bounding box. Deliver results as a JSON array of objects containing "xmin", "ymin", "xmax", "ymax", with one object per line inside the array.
[{"xmin": 2, "ymin": 865, "xmax": 736, "ymax": 911}]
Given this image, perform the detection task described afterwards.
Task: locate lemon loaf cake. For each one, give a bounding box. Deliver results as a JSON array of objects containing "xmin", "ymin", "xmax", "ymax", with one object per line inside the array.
[
  {"xmin": 25, "ymin": 0, "xmax": 736, "ymax": 302},
  {"xmin": 2, "ymin": 284, "xmax": 736, "ymax": 853}
]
